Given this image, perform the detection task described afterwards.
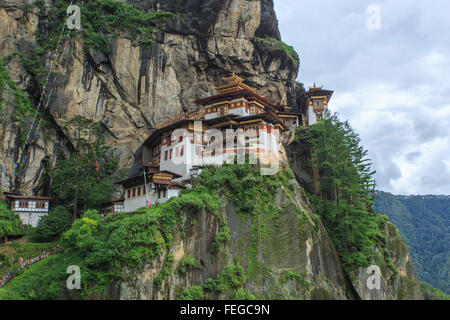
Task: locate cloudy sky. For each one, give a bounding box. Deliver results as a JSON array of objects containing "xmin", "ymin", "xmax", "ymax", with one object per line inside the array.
[{"xmin": 274, "ymin": 0, "xmax": 450, "ymax": 195}]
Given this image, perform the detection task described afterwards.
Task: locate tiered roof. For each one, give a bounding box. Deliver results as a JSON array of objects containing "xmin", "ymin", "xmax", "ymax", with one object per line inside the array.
[
  {"xmin": 194, "ymin": 74, "xmax": 289, "ymax": 113},
  {"xmin": 143, "ymin": 74, "xmax": 294, "ymax": 147}
]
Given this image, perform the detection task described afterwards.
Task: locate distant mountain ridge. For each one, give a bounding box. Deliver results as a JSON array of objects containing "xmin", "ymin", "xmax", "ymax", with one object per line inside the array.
[{"xmin": 374, "ymin": 191, "xmax": 450, "ymax": 294}]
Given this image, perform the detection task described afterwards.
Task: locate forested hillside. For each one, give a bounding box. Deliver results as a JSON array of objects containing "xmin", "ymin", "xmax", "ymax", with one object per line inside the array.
[{"xmin": 375, "ymin": 192, "xmax": 450, "ymax": 294}]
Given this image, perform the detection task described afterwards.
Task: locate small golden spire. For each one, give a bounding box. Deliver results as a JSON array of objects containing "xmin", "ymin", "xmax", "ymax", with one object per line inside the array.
[
  {"xmin": 214, "ymin": 72, "xmax": 255, "ymax": 93},
  {"xmin": 222, "ymin": 72, "xmax": 244, "ymax": 83},
  {"xmin": 309, "ymin": 82, "xmax": 323, "ymax": 91}
]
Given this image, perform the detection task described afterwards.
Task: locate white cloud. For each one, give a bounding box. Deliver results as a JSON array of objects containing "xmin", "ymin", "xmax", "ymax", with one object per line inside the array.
[{"xmin": 274, "ymin": 0, "xmax": 450, "ymax": 195}]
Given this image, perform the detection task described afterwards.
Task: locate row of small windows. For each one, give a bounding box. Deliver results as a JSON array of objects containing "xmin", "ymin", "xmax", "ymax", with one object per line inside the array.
[
  {"xmin": 127, "ymin": 186, "xmax": 168, "ymax": 199},
  {"xmin": 161, "ymin": 136, "xmax": 184, "ymax": 147},
  {"xmin": 16, "ymin": 201, "xmax": 47, "ymax": 209},
  {"xmin": 206, "ymin": 101, "xmax": 253, "ymax": 114},
  {"xmin": 164, "ymin": 146, "xmax": 184, "ymax": 161},
  {"xmin": 127, "ymin": 186, "xmax": 148, "ymax": 199}
]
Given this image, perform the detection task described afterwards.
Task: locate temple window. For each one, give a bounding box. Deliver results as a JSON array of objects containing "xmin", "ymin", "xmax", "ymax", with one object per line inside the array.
[
  {"xmin": 132, "ymin": 188, "xmax": 136, "ymax": 198},
  {"xmin": 170, "ymin": 149, "xmax": 173, "ymax": 159},
  {"xmin": 179, "ymin": 136, "xmax": 183, "ymax": 143},
  {"xmin": 181, "ymin": 146, "xmax": 184, "ymax": 156},
  {"xmin": 36, "ymin": 202, "xmax": 46, "ymax": 209},
  {"xmin": 165, "ymin": 151, "xmax": 168, "ymax": 161},
  {"xmin": 137, "ymin": 187, "xmax": 141, "ymax": 197},
  {"xmin": 19, "ymin": 201, "xmax": 29, "ymax": 208},
  {"xmin": 128, "ymin": 190, "xmax": 131, "ymax": 199}
]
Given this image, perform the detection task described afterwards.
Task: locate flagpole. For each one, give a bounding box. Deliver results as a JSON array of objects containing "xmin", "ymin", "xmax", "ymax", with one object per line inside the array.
[{"xmin": 143, "ymin": 166, "xmax": 150, "ymax": 208}]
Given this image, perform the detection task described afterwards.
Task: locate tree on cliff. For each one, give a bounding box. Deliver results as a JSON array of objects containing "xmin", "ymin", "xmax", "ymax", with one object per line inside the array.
[
  {"xmin": 306, "ymin": 111, "xmax": 386, "ymax": 273},
  {"xmin": 51, "ymin": 116, "xmax": 117, "ymax": 221},
  {"xmin": 0, "ymin": 201, "xmax": 23, "ymax": 244},
  {"xmin": 28, "ymin": 205, "xmax": 72, "ymax": 243}
]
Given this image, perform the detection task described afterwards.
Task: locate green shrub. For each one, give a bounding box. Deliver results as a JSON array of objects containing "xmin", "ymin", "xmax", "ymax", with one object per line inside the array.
[
  {"xmin": 231, "ymin": 288, "xmax": 256, "ymax": 300},
  {"xmin": 0, "ymin": 58, "xmax": 34, "ymax": 121},
  {"xmin": 179, "ymin": 263, "xmax": 251, "ymax": 300},
  {"xmin": 213, "ymin": 225, "xmax": 230, "ymax": 252},
  {"xmin": 177, "ymin": 255, "xmax": 200, "ymax": 274},
  {"xmin": 253, "ymin": 37, "xmax": 299, "ymax": 67},
  {"xmin": 280, "ymin": 270, "xmax": 312, "ymax": 290},
  {"xmin": 0, "ymin": 201, "xmax": 24, "ymax": 241},
  {"xmin": 154, "ymin": 254, "xmax": 174, "ymax": 288},
  {"xmin": 177, "ymin": 285, "xmax": 204, "ymax": 300},
  {"xmin": 29, "ymin": 206, "xmax": 72, "ymax": 242},
  {"xmin": 44, "ymin": 0, "xmax": 173, "ymax": 53}
]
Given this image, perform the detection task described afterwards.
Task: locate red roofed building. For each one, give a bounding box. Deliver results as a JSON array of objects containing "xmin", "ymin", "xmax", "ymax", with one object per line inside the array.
[{"xmin": 113, "ymin": 74, "xmax": 332, "ymax": 213}]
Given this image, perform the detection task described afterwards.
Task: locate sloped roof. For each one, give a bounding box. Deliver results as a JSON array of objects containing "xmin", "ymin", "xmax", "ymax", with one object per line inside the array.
[{"xmin": 5, "ymin": 194, "xmax": 52, "ymax": 201}]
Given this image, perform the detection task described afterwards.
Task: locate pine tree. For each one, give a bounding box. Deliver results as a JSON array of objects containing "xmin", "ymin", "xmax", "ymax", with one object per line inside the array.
[
  {"xmin": 307, "ymin": 111, "xmax": 383, "ymax": 272},
  {"xmin": 51, "ymin": 116, "xmax": 117, "ymax": 221}
]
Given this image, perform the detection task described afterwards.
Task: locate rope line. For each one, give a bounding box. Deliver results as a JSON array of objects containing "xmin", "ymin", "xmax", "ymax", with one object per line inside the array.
[
  {"xmin": 8, "ymin": 0, "xmax": 75, "ymax": 188},
  {"xmin": 18, "ymin": 33, "xmax": 72, "ymax": 172}
]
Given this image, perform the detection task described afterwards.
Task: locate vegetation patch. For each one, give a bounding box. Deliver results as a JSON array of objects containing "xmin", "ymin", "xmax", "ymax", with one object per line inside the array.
[
  {"xmin": 280, "ymin": 270, "xmax": 312, "ymax": 292},
  {"xmin": 154, "ymin": 254, "xmax": 174, "ymax": 288},
  {"xmin": 304, "ymin": 111, "xmax": 392, "ymax": 278},
  {"xmin": 0, "ymin": 202, "xmax": 24, "ymax": 245},
  {"xmin": 28, "ymin": 206, "xmax": 72, "ymax": 243},
  {"xmin": 420, "ymin": 281, "xmax": 450, "ymax": 300},
  {"xmin": 253, "ymin": 37, "xmax": 299, "ymax": 67},
  {"xmin": 375, "ymin": 191, "xmax": 450, "ymax": 294},
  {"xmin": 197, "ymin": 163, "xmax": 297, "ymax": 283},
  {"xmin": 177, "ymin": 255, "xmax": 201, "ymax": 274},
  {"xmin": 0, "ymin": 58, "xmax": 34, "ymax": 123},
  {"xmin": 0, "ymin": 240, "xmax": 54, "ymax": 276},
  {"xmin": 51, "ymin": 116, "xmax": 118, "ymax": 221},
  {"xmin": 212, "ymin": 225, "xmax": 230, "ymax": 253},
  {"xmin": 177, "ymin": 285, "xmax": 204, "ymax": 300},
  {"xmin": 2, "ymin": 163, "xmax": 298, "ymax": 299},
  {"xmin": 177, "ymin": 263, "xmax": 254, "ymax": 300},
  {"xmin": 37, "ymin": 0, "xmax": 173, "ymax": 54},
  {"xmin": 0, "ymin": 178, "xmax": 219, "ymax": 299}
]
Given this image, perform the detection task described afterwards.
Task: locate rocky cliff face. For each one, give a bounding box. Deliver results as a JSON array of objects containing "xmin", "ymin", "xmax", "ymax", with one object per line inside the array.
[
  {"xmin": 0, "ymin": 0, "xmax": 301, "ymax": 194},
  {"xmin": 116, "ymin": 170, "xmax": 351, "ymax": 300},
  {"xmin": 100, "ymin": 161, "xmax": 421, "ymax": 300},
  {"xmin": 354, "ymin": 222, "xmax": 423, "ymax": 300}
]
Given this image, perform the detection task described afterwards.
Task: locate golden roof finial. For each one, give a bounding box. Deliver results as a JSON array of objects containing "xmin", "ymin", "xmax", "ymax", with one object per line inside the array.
[
  {"xmin": 214, "ymin": 72, "xmax": 255, "ymax": 93},
  {"xmin": 309, "ymin": 82, "xmax": 323, "ymax": 91},
  {"xmin": 222, "ymin": 72, "xmax": 244, "ymax": 84}
]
